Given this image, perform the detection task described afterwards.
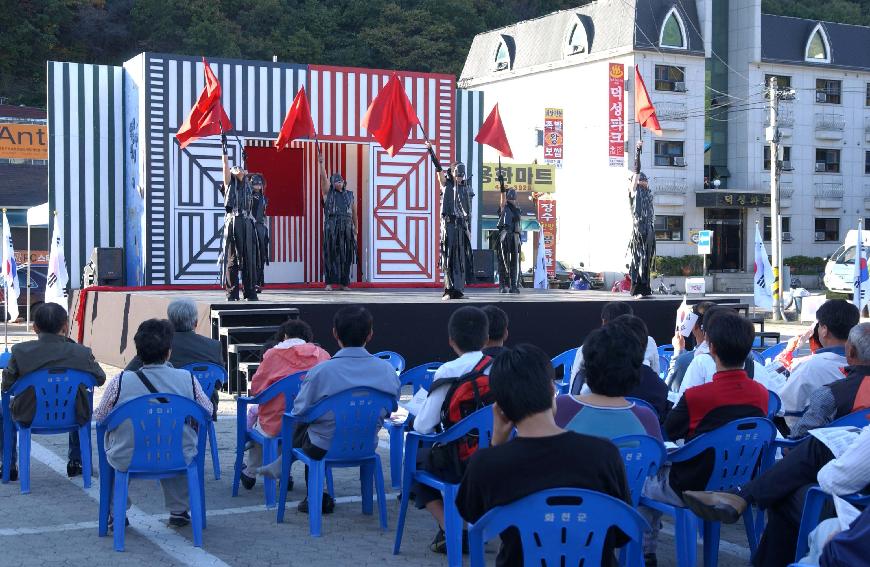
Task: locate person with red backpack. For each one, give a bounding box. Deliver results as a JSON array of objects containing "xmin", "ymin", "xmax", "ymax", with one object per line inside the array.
[{"xmin": 412, "ymin": 306, "xmax": 493, "ymax": 554}]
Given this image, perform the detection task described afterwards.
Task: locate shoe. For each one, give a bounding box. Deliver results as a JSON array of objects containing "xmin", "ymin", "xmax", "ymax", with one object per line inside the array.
[
  {"xmin": 681, "ymin": 490, "xmax": 748, "ymax": 524},
  {"xmin": 0, "ymin": 464, "xmax": 18, "ymax": 482},
  {"xmin": 429, "ymin": 528, "xmax": 470, "ymax": 554},
  {"xmin": 297, "ymin": 492, "xmax": 335, "ymax": 514},
  {"xmin": 227, "ymin": 294, "xmax": 239, "ymax": 302},
  {"xmin": 341, "ymin": 285, "xmax": 350, "ymax": 291},
  {"xmin": 240, "ymin": 471, "xmax": 256, "ymax": 490},
  {"xmin": 499, "ymin": 286, "xmax": 508, "ymax": 294},
  {"xmin": 450, "ymin": 290, "xmax": 465, "ymax": 300},
  {"xmin": 441, "ymin": 290, "xmax": 452, "ymax": 301},
  {"xmin": 107, "ymin": 515, "xmax": 130, "ymax": 531},
  {"xmin": 244, "ymin": 294, "xmax": 259, "ymax": 301},
  {"xmin": 325, "ymin": 284, "xmax": 334, "ymax": 291},
  {"xmin": 67, "ymin": 460, "xmax": 82, "ymax": 478},
  {"xmin": 644, "ymin": 552, "xmax": 658, "ymax": 567},
  {"xmin": 509, "ymin": 287, "xmax": 520, "ymax": 294},
  {"xmin": 168, "ymin": 511, "xmax": 190, "ymax": 527}
]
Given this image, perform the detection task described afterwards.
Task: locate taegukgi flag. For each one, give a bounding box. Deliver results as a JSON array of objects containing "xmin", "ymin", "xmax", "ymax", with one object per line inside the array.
[
  {"xmin": 1, "ymin": 211, "xmax": 19, "ymax": 321},
  {"xmin": 534, "ymin": 230, "xmax": 548, "ymax": 289},
  {"xmin": 46, "ymin": 214, "xmax": 69, "ymax": 310},
  {"xmin": 753, "ymin": 224, "xmax": 774, "ymax": 309},
  {"xmin": 853, "ymin": 221, "xmax": 869, "ymax": 311}
]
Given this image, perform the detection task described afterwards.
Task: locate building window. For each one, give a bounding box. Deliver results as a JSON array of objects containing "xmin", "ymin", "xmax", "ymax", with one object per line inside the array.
[
  {"xmin": 764, "ymin": 74, "xmax": 791, "ymax": 98},
  {"xmin": 866, "ymin": 83, "xmax": 870, "ymax": 106},
  {"xmin": 763, "ymin": 216, "xmax": 792, "ymax": 241},
  {"xmin": 815, "ymin": 217, "xmax": 839, "ymax": 242},
  {"xmin": 815, "ymin": 148, "xmax": 841, "ymax": 173},
  {"xmin": 654, "ymin": 65, "xmax": 686, "ymax": 92},
  {"xmin": 764, "ymin": 146, "xmax": 791, "ymax": 170},
  {"xmin": 654, "ymin": 140, "xmax": 685, "ymax": 167},
  {"xmin": 660, "ymin": 8, "xmax": 687, "ymax": 49},
  {"xmin": 566, "ymin": 20, "xmax": 588, "ymax": 55},
  {"xmin": 866, "ymin": 151, "xmax": 870, "ymax": 175},
  {"xmin": 816, "ymin": 79, "xmax": 842, "ymax": 104},
  {"xmin": 655, "ymin": 215, "xmax": 683, "ymax": 241},
  {"xmin": 494, "ymin": 38, "xmax": 511, "ymax": 71},
  {"xmin": 805, "ymin": 24, "xmax": 831, "ymax": 63}
]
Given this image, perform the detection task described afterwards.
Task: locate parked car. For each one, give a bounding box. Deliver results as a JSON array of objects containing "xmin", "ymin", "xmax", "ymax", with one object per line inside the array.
[
  {"xmin": 522, "ymin": 261, "xmax": 574, "ymax": 289},
  {"xmin": 0, "ymin": 264, "xmax": 48, "ymax": 321}
]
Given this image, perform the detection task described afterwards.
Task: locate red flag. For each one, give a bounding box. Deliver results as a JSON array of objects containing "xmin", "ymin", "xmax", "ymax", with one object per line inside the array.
[
  {"xmin": 474, "ymin": 103, "xmax": 513, "ymax": 158},
  {"xmin": 276, "ymin": 86, "xmax": 315, "ymax": 150},
  {"xmin": 176, "ymin": 58, "xmax": 233, "ymax": 149},
  {"xmin": 360, "ymin": 74, "xmax": 420, "ymax": 157},
  {"xmin": 634, "ymin": 66, "xmax": 662, "ymax": 136}
]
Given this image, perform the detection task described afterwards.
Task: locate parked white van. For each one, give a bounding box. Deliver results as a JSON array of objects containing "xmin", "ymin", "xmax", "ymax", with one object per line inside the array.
[{"xmin": 823, "ymin": 230, "xmax": 870, "ymax": 293}]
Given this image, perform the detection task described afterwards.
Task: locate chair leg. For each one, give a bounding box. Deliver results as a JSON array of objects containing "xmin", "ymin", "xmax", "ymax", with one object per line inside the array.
[
  {"xmin": 187, "ymin": 467, "xmax": 203, "ymax": 547},
  {"xmin": 443, "ymin": 484, "xmax": 463, "ymax": 567},
  {"xmin": 98, "ymin": 466, "xmax": 112, "ymax": 537},
  {"xmin": 745, "ymin": 508, "xmax": 760, "ymax": 560},
  {"xmin": 263, "ymin": 439, "xmax": 276, "ymax": 508},
  {"xmin": 79, "ymin": 425, "xmax": 92, "ymax": 489},
  {"xmin": 326, "ymin": 466, "xmax": 335, "ymax": 498},
  {"xmin": 1, "ymin": 409, "xmax": 11, "ymax": 483},
  {"xmin": 796, "ymin": 488, "xmax": 827, "ymax": 562},
  {"xmin": 277, "ymin": 444, "xmax": 293, "ymax": 523},
  {"xmin": 232, "ymin": 433, "xmax": 246, "ymax": 497},
  {"xmin": 308, "ymin": 460, "xmax": 325, "ymax": 537},
  {"xmin": 19, "ymin": 429, "xmax": 30, "ymax": 494},
  {"xmin": 374, "ymin": 455, "xmax": 388, "ymax": 530},
  {"xmin": 703, "ymin": 520, "xmax": 721, "ymax": 567},
  {"xmin": 388, "ymin": 425, "xmax": 403, "ymax": 490},
  {"xmin": 208, "ymin": 422, "xmax": 221, "ymax": 480},
  {"xmin": 113, "ymin": 472, "xmax": 129, "ymax": 552},
  {"xmin": 198, "ymin": 453, "xmax": 207, "ymax": 530},
  {"xmin": 393, "ymin": 440, "xmax": 418, "ymax": 554},
  {"xmin": 674, "ymin": 509, "xmax": 698, "ymax": 567},
  {"xmin": 360, "ymin": 460, "xmax": 374, "ymax": 516}
]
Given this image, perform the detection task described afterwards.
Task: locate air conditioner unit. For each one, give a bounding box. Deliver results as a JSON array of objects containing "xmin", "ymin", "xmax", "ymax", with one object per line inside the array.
[
  {"xmin": 673, "ymin": 157, "xmax": 687, "ymax": 167},
  {"xmin": 815, "ymin": 162, "xmax": 827, "ymax": 172},
  {"xmin": 816, "ymin": 91, "xmax": 828, "ymax": 103},
  {"xmin": 815, "ymin": 231, "xmax": 827, "ymax": 241},
  {"xmin": 782, "ymin": 231, "xmax": 793, "ymax": 241},
  {"xmin": 782, "ymin": 160, "xmax": 793, "ymax": 171},
  {"xmin": 673, "ymin": 81, "xmax": 687, "ymax": 92}
]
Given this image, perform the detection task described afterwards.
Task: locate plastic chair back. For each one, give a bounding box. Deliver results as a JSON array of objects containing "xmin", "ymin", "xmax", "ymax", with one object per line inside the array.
[
  {"xmin": 829, "ymin": 407, "xmax": 870, "ymax": 428},
  {"xmin": 296, "ymin": 387, "xmax": 397, "ymax": 460},
  {"xmin": 6, "ymin": 369, "xmax": 97, "ymax": 431},
  {"xmin": 760, "ymin": 342, "xmax": 788, "ymax": 364},
  {"xmin": 768, "ymin": 390, "xmax": 782, "ymax": 419},
  {"xmin": 374, "ymin": 351, "xmax": 406, "ymax": 374},
  {"xmin": 181, "ymin": 362, "xmax": 226, "ymax": 398},
  {"xmin": 98, "ymin": 393, "xmax": 210, "ymax": 473},
  {"xmin": 657, "ymin": 344, "xmax": 674, "ymax": 361},
  {"xmin": 626, "ymin": 397, "xmax": 659, "ymax": 419},
  {"xmin": 467, "ymin": 488, "xmax": 648, "ymax": 567},
  {"xmin": 249, "ymin": 371, "xmax": 306, "ymax": 410},
  {"xmin": 399, "ymin": 362, "xmax": 442, "ymax": 394},
  {"xmin": 658, "ymin": 355, "xmax": 670, "ymax": 379},
  {"xmin": 551, "ymin": 348, "xmax": 578, "ymax": 378},
  {"xmin": 612, "ymin": 435, "xmax": 667, "ymax": 507}
]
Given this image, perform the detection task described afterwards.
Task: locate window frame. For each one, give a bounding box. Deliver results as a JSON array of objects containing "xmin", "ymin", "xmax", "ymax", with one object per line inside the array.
[
  {"xmin": 566, "ymin": 19, "xmax": 588, "ymax": 56},
  {"xmin": 654, "ymin": 64, "xmax": 686, "ymax": 92},
  {"xmin": 815, "ymin": 148, "xmax": 841, "ymax": 173},
  {"xmin": 866, "ymin": 151, "xmax": 870, "ymax": 175},
  {"xmin": 654, "ymin": 215, "xmax": 684, "ymax": 242},
  {"xmin": 814, "ymin": 217, "xmax": 839, "ymax": 242},
  {"xmin": 866, "ymin": 83, "xmax": 870, "ymax": 107},
  {"xmin": 494, "ymin": 38, "xmax": 511, "ymax": 72},
  {"xmin": 763, "ymin": 216, "xmax": 792, "ymax": 241},
  {"xmin": 764, "ymin": 145, "xmax": 791, "ymax": 171},
  {"xmin": 653, "ymin": 140, "xmax": 686, "ymax": 167},
  {"xmin": 764, "ymin": 74, "xmax": 792, "ymax": 99},
  {"xmin": 659, "ymin": 7, "xmax": 687, "ymax": 50},
  {"xmin": 805, "ymin": 24, "xmax": 831, "ymax": 64},
  {"xmin": 816, "ymin": 78, "xmax": 842, "ymax": 105}
]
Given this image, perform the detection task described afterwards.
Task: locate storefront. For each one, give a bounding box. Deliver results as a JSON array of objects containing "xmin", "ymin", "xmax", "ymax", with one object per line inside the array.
[{"xmin": 696, "ymin": 191, "xmax": 771, "ymax": 272}]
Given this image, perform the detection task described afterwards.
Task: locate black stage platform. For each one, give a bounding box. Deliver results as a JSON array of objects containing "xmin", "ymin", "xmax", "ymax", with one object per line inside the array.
[{"xmin": 76, "ymin": 287, "xmax": 684, "ymax": 370}]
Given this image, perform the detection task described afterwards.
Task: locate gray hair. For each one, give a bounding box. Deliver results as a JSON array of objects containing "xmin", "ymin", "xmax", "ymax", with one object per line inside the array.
[
  {"xmin": 847, "ymin": 322, "xmax": 870, "ymax": 362},
  {"xmin": 167, "ymin": 298, "xmax": 198, "ymax": 332}
]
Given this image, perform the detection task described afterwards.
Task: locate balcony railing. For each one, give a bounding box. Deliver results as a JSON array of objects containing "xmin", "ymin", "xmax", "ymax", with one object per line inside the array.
[
  {"xmin": 778, "ymin": 103, "xmax": 794, "ymax": 127},
  {"xmin": 814, "ymin": 182, "xmax": 844, "ymax": 199},
  {"xmin": 653, "ymin": 177, "xmax": 688, "ymax": 193},
  {"xmin": 815, "ymin": 113, "xmax": 846, "ymax": 131},
  {"xmin": 656, "ymin": 102, "xmax": 688, "ymax": 121},
  {"xmin": 779, "ymin": 182, "xmax": 794, "ymax": 198},
  {"xmin": 865, "ymin": 117, "xmax": 870, "ymax": 133}
]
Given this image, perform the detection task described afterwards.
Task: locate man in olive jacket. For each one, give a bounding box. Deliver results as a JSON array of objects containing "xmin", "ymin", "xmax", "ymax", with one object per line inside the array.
[{"xmin": 1, "ymin": 303, "xmax": 106, "ymax": 479}]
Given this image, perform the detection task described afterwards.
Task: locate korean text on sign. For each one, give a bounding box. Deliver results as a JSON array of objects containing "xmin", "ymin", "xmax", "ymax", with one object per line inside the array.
[
  {"xmin": 481, "ymin": 163, "xmax": 556, "ymax": 192},
  {"xmin": 608, "ymin": 63, "xmax": 625, "ymax": 168},
  {"xmin": 537, "ymin": 199, "xmax": 557, "ymax": 277},
  {"xmin": 544, "ymin": 108, "xmax": 564, "ymax": 169}
]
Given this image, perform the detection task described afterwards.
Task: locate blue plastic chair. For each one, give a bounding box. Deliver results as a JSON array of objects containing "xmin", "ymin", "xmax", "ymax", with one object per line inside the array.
[
  {"xmin": 233, "ymin": 371, "xmax": 306, "ymax": 507},
  {"xmin": 181, "ymin": 362, "xmax": 226, "ymax": 480},
  {"xmin": 394, "ymin": 405, "xmax": 494, "ymax": 567},
  {"xmin": 751, "ymin": 350, "xmax": 765, "ymax": 364},
  {"xmin": 277, "ymin": 387, "xmax": 397, "ymax": 535},
  {"xmin": 761, "ymin": 342, "xmax": 789, "ymax": 365},
  {"xmin": 1, "ymin": 368, "xmax": 97, "ymax": 493},
  {"xmin": 768, "ymin": 390, "xmax": 782, "ymax": 420},
  {"xmin": 640, "ymin": 418, "xmax": 776, "ymax": 567},
  {"xmin": 613, "ymin": 434, "xmax": 667, "ymax": 507},
  {"xmin": 374, "ymin": 351, "xmax": 406, "ymax": 374},
  {"xmin": 96, "ymin": 393, "xmax": 210, "ymax": 552},
  {"xmin": 658, "ymin": 344, "xmax": 675, "ymax": 361},
  {"xmin": 385, "ymin": 361, "xmax": 442, "ymax": 489},
  {"xmin": 626, "ymin": 397, "xmax": 659, "ymax": 420},
  {"xmin": 795, "ymin": 486, "xmax": 870, "ymax": 561},
  {"xmin": 659, "ymin": 355, "xmax": 671, "ymax": 379},
  {"xmin": 467, "ymin": 488, "xmax": 650, "ymax": 567},
  {"xmin": 551, "ymin": 348, "xmax": 579, "ymax": 395}
]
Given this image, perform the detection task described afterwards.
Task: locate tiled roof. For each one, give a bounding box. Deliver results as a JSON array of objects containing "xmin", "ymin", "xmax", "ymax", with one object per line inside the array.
[{"xmin": 762, "ymin": 14, "xmax": 870, "ymax": 72}]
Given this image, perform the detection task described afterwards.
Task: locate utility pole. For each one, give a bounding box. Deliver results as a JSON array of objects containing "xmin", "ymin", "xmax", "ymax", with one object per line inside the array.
[{"xmin": 767, "ymin": 76, "xmax": 783, "ymax": 320}]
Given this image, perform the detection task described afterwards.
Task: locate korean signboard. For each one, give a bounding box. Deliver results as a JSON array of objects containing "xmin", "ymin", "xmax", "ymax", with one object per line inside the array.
[
  {"xmin": 695, "ymin": 192, "xmax": 771, "ymax": 208},
  {"xmin": 543, "ymin": 108, "xmax": 563, "ymax": 168},
  {"xmin": 0, "ymin": 123, "xmax": 47, "ymax": 160},
  {"xmin": 537, "ymin": 199, "xmax": 557, "ymax": 277},
  {"xmin": 608, "ymin": 63, "xmax": 625, "ymax": 168},
  {"xmin": 481, "ymin": 163, "xmax": 556, "ymax": 192}
]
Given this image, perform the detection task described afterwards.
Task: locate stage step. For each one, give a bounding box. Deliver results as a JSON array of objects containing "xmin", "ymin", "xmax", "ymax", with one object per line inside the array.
[{"xmin": 210, "ymin": 307, "xmax": 300, "ymax": 339}]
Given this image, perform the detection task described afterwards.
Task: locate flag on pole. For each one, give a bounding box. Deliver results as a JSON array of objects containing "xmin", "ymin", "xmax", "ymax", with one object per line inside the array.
[
  {"xmin": 175, "ymin": 58, "xmax": 233, "ymax": 149},
  {"xmin": 754, "ymin": 224, "xmax": 775, "ymax": 309},
  {"xmin": 361, "ymin": 74, "xmax": 420, "ymax": 156},
  {"xmin": 1, "ymin": 212, "xmax": 19, "ymax": 321},
  {"xmin": 676, "ymin": 296, "xmax": 698, "ymax": 337},
  {"xmin": 474, "ymin": 104, "xmax": 513, "ymax": 158},
  {"xmin": 853, "ymin": 221, "xmax": 869, "ymax": 310},
  {"xmin": 276, "ymin": 86, "xmax": 316, "ymax": 150},
  {"xmin": 534, "ymin": 231, "xmax": 548, "ymax": 289},
  {"xmin": 46, "ymin": 214, "xmax": 68, "ymax": 310},
  {"xmin": 634, "ymin": 66, "xmax": 662, "ymax": 136}
]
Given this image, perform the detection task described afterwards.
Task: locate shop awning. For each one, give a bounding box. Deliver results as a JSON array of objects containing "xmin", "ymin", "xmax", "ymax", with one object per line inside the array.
[{"xmin": 481, "ymin": 217, "xmax": 542, "ymax": 232}]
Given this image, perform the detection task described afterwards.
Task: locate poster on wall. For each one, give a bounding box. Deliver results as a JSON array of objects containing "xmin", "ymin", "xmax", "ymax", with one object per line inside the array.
[
  {"xmin": 543, "ymin": 108, "xmax": 563, "ymax": 168},
  {"xmin": 608, "ymin": 63, "xmax": 625, "ymax": 168},
  {"xmin": 537, "ymin": 199, "xmax": 557, "ymax": 277}
]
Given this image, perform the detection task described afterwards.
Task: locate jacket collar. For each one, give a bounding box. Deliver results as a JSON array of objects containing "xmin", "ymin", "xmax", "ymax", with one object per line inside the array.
[
  {"xmin": 37, "ymin": 332, "xmax": 68, "ymax": 343},
  {"xmin": 711, "ymin": 369, "xmax": 751, "ymax": 382},
  {"xmin": 844, "ymin": 365, "xmax": 870, "ymax": 379},
  {"xmin": 817, "ymin": 345, "xmax": 846, "ymax": 356},
  {"xmin": 332, "ymin": 346, "xmax": 372, "ymax": 358}
]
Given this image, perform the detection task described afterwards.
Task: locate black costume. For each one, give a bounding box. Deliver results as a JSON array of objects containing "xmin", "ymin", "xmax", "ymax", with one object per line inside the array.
[
  {"xmin": 628, "ymin": 144, "xmax": 655, "ymax": 297},
  {"xmin": 428, "ymin": 147, "xmax": 473, "ymax": 298},
  {"xmin": 322, "ymin": 175, "xmax": 356, "ymax": 287},
  {"xmin": 497, "ymin": 187, "xmax": 522, "ymax": 294},
  {"xmin": 249, "ymin": 176, "xmax": 269, "ymax": 290},
  {"xmin": 219, "ymin": 171, "xmax": 261, "ymax": 301}
]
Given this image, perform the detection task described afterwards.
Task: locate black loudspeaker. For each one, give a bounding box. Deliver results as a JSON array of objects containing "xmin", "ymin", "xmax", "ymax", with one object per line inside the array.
[
  {"xmin": 91, "ymin": 247, "xmax": 124, "ymax": 286},
  {"xmin": 472, "ymin": 249, "xmax": 496, "ymax": 283}
]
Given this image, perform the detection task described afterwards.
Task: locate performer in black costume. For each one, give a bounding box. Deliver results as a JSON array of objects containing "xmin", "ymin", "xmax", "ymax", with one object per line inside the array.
[
  {"xmin": 219, "ymin": 134, "xmax": 260, "ymax": 301},
  {"xmin": 496, "ymin": 177, "xmax": 522, "ymax": 294},
  {"xmin": 425, "ymin": 140, "xmax": 473, "ymax": 300},
  {"xmin": 628, "ymin": 140, "xmax": 655, "ymax": 297},
  {"xmin": 319, "ymin": 152, "xmax": 357, "ymax": 291},
  {"xmin": 249, "ymin": 173, "xmax": 269, "ymax": 292}
]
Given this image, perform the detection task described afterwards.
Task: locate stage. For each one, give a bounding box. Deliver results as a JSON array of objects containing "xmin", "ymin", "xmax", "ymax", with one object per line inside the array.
[{"xmin": 72, "ymin": 287, "xmax": 684, "ymax": 372}]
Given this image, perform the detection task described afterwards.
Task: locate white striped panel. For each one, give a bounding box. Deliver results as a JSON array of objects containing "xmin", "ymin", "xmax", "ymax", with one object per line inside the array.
[
  {"xmin": 234, "ymin": 65, "xmax": 243, "ymax": 131},
  {"xmin": 347, "ymin": 72, "xmax": 356, "ymax": 138},
  {"xmin": 335, "ymin": 71, "xmax": 344, "ymax": 137},
  {"xmin": 52, "ymin": 61, "xmax": 65, "ymax": 221},
  {"xmin": 98, "ymin": 66, "xmax": 110, "ymax": 246},
  {"xmin": 83, "ymin": 64, "xmax": 95, "ymax": 263},
  {"xmin": 247, "ymin": 67, "xmax": 255, "ymax": 132},
  {"xmin": 428, "ymin": 80, "xmax": 437, "ymax": 148},
  {"xmin": 68, "ymin": 64, "xmax": 81, "ymax": 281},
  {"xmin": 259, "ymin": 67, "xmax": 268, "ymax": 132},
  {"xmin": 221, "ymin": 63, "xmax": 231, "ymax": 131},
  {"xmin": 322, "ymin": 72, "xmax": 331, "ymax": 136},
  {"xmin": 358, "ymin": 73, "xmax": 367, "ymax": 138},
  {"xmin": 310, "ymin": 71, "xmax": 319, "ymax": 138},
  {"xmin": 272, "ymin": 67, "xmax": 281, "ymax": 132}
]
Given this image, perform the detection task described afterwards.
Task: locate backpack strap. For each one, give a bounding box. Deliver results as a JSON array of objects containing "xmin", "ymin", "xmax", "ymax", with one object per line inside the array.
[
  {"xmin": 112, "ymin": 373, "xmax": 124, "ymax": 407},
  {"xmin": 135, "ymin": 370, "xmax": 169, "ymax": 403},
  {"xmin": 429, "ymin": 355, "xmax": 494, "ymax": 395}
]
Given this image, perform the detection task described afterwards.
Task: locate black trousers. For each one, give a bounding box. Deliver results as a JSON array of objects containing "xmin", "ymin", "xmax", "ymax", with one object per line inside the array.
[
  {"xmin": 292, "ymin": 423, "xmax": 328, "ymax": 489},
  {"xmin": 224, "ymin": 216, "xmax": 257, "ymax": 300},
  {"xmin": 497, "ymin": 230, "xmax": 521, "ymax": 290}
]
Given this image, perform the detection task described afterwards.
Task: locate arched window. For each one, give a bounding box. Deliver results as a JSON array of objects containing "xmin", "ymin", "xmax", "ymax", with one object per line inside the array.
[
  {"xmin": 567, "ymin": 22, "xmax": 588, "ymax": 55},
  {"xmin": 805, "ymin": 24, "xmax": 830, "ymax": 63},
  {"xmin": 495, "ymin": 38, "xmax": 511, "ymax": 71},
  {"xmin": 659, "ymin": 7, "xmax": 686, "ymax": 49}
]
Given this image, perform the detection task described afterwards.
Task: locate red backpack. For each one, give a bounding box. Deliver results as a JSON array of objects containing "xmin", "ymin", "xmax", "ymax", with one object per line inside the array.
[{"xmin": 430, "ymin": 355, "xmax": 494, "ymax": 463}]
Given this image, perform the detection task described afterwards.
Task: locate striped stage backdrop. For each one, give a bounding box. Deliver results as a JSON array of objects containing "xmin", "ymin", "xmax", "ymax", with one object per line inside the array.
[
  {"xmin": 454, "ymin": 89, "xmax": 484, "ymax": 247},
  {"xmin": 47, "ymin": 62, "xmax": 125, "ymax": 287}
]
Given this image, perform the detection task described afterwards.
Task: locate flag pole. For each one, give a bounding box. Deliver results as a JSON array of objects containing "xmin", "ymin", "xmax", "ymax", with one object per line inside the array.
[{"xmin": 3, "ymin": 208, "xmax": 8, "ymax": 353}]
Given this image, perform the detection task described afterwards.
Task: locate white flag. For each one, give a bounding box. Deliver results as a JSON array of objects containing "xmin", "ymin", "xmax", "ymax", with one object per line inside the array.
[
  {"xmin": 46, "ymin": 215, "xmax": 69, "ymax": 310},
  {"xmin": 534, "ymin": 231, "xmax": 548, "ymax": 289},
  {"xmin": 853, "ymin": 222, "xmax": 869, "ymax": 310},
  {"xmin": 753, "ymin": 224, "xmax": 774, "ymax": 309},
  {"xmin": 1, "ymin": 212, "xmax": 20, "ymax": 321},
  {"xmin": 676, "ymin": 296, "xmax": 698, "ymax": 337}
]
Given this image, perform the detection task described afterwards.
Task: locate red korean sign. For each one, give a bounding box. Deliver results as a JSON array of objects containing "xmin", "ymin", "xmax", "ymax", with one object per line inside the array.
[
  {"xmin": 608, "ymin": 63, "xmax": 625, "ymax": 168},
  {"xmin": 537, "ymin": 199, "xmax": 557, "ymax": 277},
  {"xmin": 543, "ymin": 108, "xmax": 563, "ymax": 168}
]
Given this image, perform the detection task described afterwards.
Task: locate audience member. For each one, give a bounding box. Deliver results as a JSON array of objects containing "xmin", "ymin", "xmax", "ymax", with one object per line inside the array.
[
  {"xmin": 481, "ymin": 305, "xmax": 509, "ymax": 357},
  {"xmin": 238, "ymin": 318, "xmax": 330, "ymax": 490},
  {"xmin": 456, "ymin": 344, "xmax": 631, "ymax": 567},
  {"xmin": 665, "ymin": 301, "xmax": 715, "ymax": 392},
  {"xmin": 94, "ymin": 319, "xmax": 212, "ymax": 527},
  {"xmin": 556, "ymin": 323, "xmax": 661, "ymax": 440},
  {"xmin": 287, "ymin": 306, "xmax": 399, "ymax": 514},
  {"xmin": 1, "ymin": 303, "xmax": 106, "ymax": 481},
  {"xmin": 778, "ymin": 299, "xmax": 858, "ymax": 428},
  {"xmin": 817, "ymin": 505, "xmax": 870, "ymax": 567},
  {"xmin": 641, "ymin": 310, "xmax": 769, "ymax": 566}
]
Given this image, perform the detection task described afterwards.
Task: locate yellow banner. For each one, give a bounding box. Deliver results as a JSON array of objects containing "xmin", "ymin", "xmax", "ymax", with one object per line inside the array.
[
  {"xmin": 0, "ymin": 123, "xmax": 47, "ymax": 160},
  {"xmin": 481, "ymin": 163, "xmax": 555, "ymax": 192}
]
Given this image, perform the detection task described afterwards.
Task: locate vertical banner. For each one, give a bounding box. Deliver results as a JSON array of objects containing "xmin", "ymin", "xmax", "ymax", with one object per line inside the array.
[
  {"xmin": 543, "ymin": 108, "xmax": 563, "ymax": 168},
  {"xmin": 608, "ymin": 63, "xmax": 625, "ymax": 168},
  {"xmin": 537, "ymin": 199, "xmax": 557, "ymax": 277}
]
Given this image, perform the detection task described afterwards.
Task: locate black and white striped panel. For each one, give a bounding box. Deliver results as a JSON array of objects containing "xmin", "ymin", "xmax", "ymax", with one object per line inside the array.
[{"xmin": 455, "ymin": 89, "xmax": 484, "ymax": 247}]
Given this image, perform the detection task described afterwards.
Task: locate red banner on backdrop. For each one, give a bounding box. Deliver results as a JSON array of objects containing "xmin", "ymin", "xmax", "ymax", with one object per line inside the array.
[
  {"xmin": 537, "ymin": 199, "xmax": 557, "ymax": 277},
  {"xmin": 608, "ymin": 63, "xmax": 625, "ymax": 168},
  {"xmin": 543, "ymin": 108, "xmax": 563, "ymax": 168}
]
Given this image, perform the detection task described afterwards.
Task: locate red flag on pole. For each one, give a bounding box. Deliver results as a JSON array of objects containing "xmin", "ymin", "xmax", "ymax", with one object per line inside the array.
[
  {"xmin": 360, "ymin": 74, "xmax": 420, "ymax": 157},
  {"xmin": 634, "ymin": 65, "xmax": 662, "ymax": 136},
  {"xmin": 176, "ymin": 58, "xmax": 233, "ymax": 149},
  {"xmin": 474, "ymin": 103, "xmax": 513, "ymax": 158},
  {"xmin": 276, "ymin": 86, "xmax": 315, "ymax": 150}
]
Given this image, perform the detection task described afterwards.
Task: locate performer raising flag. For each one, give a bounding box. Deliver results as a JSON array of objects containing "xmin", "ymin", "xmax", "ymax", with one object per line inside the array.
[
  {"xmin": 176, "ymin": 58, "xmax": 233, "ymax": 149},
  {"xmin": 853, "ymin": 219, "xmax": 870, "ymax": 311},
  {"xmin": 634, "ymin": 65, "xmax": 662, "ymax": 136},
  {"xmin": 361, "ymin": 74, "xmax": 420, "ymax": 156},
  {"xmin": 276, "ymin": 86, "xmax": 316, "ymax": 150},
  {"xmin": 46, "ymin": 213, "xmax": 68, "ymax": 310},
  {"xmin": 1, "ymin": 210, "xmax": 19, "ymax": 321},
  {"xmin": 754, "ymin": 222, "xmax": 775, "ymax": 309}
]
